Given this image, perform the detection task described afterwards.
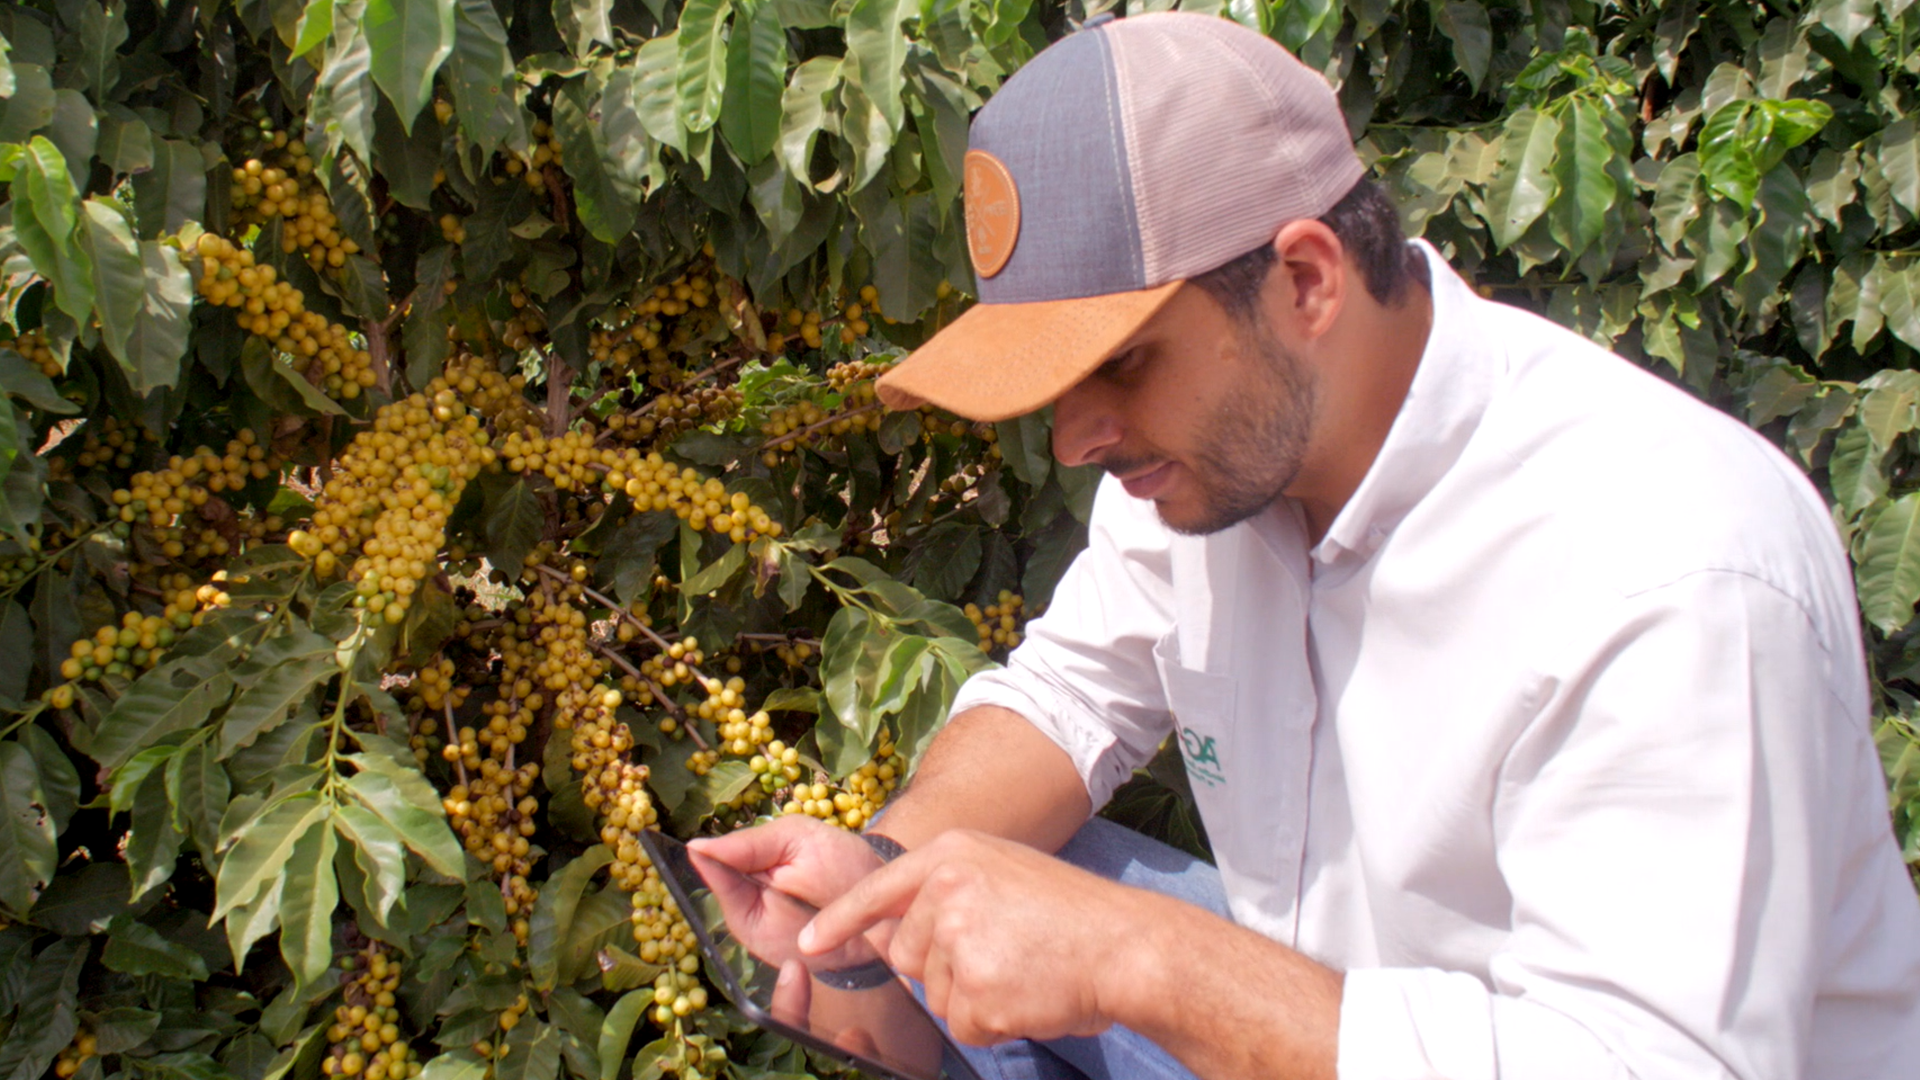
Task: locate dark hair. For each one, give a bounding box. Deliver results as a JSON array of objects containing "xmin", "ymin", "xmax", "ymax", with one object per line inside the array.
[{"xmin": 1190, "ymin": 178, "xmax": 1426, "ymax": 319}]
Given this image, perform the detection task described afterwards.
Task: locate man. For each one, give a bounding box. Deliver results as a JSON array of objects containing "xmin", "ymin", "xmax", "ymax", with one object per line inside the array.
[{"xmin": 696, "ymin": 11, "xmax": 1920, "ymax": 1079}]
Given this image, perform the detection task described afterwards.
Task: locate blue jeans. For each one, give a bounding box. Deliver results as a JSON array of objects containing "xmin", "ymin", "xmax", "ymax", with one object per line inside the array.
[{"xmin": 939, "ymin": 818, "xmax": 1223, "ymax": 1080}]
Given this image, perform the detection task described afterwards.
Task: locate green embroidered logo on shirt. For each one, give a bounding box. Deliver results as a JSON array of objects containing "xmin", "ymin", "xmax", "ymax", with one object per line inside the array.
[{"xmin": 1179, "ymin": 728, "xmax": 1224, "ymax": 788}]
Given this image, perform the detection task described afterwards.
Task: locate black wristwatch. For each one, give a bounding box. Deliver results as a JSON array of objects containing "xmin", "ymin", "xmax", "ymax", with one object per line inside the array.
[{"xmin": 862, "ymin": 832, "xmax": 907, "ymax": 863}]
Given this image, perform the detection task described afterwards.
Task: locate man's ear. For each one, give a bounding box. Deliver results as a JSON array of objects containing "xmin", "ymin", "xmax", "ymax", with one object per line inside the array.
[{"xmin": 1267, "ymin": 220, "xmax": 1346, "ymax": 342}]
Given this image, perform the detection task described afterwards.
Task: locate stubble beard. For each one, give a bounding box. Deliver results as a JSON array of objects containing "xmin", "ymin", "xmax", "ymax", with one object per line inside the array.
[{"xmin": 1164, "ymin": 321, "xmax": 1317, "ymax": 537}]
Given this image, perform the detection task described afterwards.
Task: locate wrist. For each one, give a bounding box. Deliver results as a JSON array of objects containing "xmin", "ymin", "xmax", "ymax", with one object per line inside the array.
[{"xmin": 1096, "ymin": 888, "xmax": 1187, "ymax": 1034}]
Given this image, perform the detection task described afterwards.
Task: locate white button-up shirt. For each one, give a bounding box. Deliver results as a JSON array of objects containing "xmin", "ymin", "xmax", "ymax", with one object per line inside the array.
[{"xmin": 949, "ymin": 241, "xmax": 1920, "ymax": 1078}]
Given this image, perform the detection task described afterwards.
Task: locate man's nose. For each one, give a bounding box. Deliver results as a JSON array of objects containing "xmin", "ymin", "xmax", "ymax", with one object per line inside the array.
[{"xmin": 1049, "ymin": 381, "xmax": 1122, "ymax": 468}]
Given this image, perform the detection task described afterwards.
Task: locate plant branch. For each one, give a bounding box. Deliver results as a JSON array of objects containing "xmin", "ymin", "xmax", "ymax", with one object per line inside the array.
[{"xmin": 755, "ymin": 401, "xmax": 886, "ymax": 453}]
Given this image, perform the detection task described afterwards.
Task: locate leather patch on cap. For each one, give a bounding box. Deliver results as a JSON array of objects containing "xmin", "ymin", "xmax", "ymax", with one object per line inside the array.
[{"xmin": 964, "ymin": 150, "xmax": 1020, "ymax": 279}]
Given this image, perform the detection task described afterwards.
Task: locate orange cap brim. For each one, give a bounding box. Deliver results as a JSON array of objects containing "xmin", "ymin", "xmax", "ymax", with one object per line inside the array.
[{"xmin": 876, "ymin": 283, "xmax": 1183, "ymax": 422}]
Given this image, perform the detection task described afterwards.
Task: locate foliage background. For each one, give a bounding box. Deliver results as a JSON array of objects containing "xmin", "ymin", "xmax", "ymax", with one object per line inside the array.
[{"xmin": 0, "ymin": 1, "xmax": 1914, "ymax": 1080}]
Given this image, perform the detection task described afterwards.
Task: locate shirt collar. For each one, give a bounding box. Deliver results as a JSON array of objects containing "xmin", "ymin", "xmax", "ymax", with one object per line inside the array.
[{"xmin": 1310, "ymin": 240, "xmax": 1500, "ymax": 565}]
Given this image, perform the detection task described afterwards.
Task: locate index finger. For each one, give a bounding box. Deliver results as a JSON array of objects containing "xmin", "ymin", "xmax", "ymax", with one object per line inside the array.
[
  {"xmin": 688, "ymin": 815, "xmax": 815, "ymax": 875},
  {"xmin": 799, "ymin": 854, "xmax": 930, "ymax": 956}
]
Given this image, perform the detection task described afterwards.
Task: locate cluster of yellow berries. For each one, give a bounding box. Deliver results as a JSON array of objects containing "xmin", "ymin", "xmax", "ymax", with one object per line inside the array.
[
  {"xmin": 758, "ymin": 396, "xmax": 883, "ymax": 466},
  {"xmin": 748, "ymin": 739, "xmax": 805, "ymax": 795},
  {"xmin": 771, "ymin": 307, "xmax": 824, "ymax": 353},
  {"xmin": 191, "ymin": 233, "xmax": 375, "ymax": 399},
  {"xmin": 627, "ymin": 636, "xmax": 707, "ymax": 734},
  {"xmin": 709, "ymin": 684, "xmax": 771, "ymax": 756},
  {"xmin": 782, "ymin": 732, "xmax": 904, "ymax": 831},
  {"xmin": 609, "ymin": 387, "xmax": 742, "ymax": 447},
  {"xmin": 440, "ymin": 597, "xmax": 575, "ymax": 934},
  {"xmin": 0, "ymin": 539, "xmax": 38, "ymax": 589},
  {"xmin": 52, "ymin": 1031, "xmax": 96, "ymax": 1078},
  {"xmin": 501, "ymin": 118, "xmax": 565, "ymax": 190},
  {"xmin": 321, "ymin": 947, "xmax": 419, "ymax": 1080},
  {"xmin": 559, "ymin": 659, "xmax": 704, "ymax": 987},
  {"xmin": 288, "ymin": 389, "xmax": 494, "ymax": 622},
  {"xmin": 109, "ymin": 431, "xmax": 277, "ymax": 528},
  {"xmin": 59, "ymin": 416, "xmax": 159, "ymax": 475},
  {"xmin": 408, "ymin": 656, "xmax": 467, "ymax": 716},
  {"xmin": 586, "ymin": 273, "xmax": 723, "ymax": 376},
  {"xmin": 647, "ymin": 966, "xmax": 710, "ymax": 1028},
  {"xmin": 684, "ymin": 676, "xmax": 772, "ymax": 788},
  {"xmin": 490, "ymin": 435, "xmax": 781, "ymax": 542},
  {"xmin": 826, "ymin": 358, "xmax": 895, "ymax": 392},
  {"xmin": 499, "ymin": 288, "xmax": 547, "ymax": 352},
  {"xmin": 228, "ymin": 136, "xmax": 362, "ymax": 273},
  {"xmin": 835, "ymin": 284, "xmax": 889, "ymax": 344},
  {"xmin": 2, "ymin": 328, "xmax": 61, "ymax": 378},
  {"xmin": 966, "ymin": 591, "xmax": 1031, "ymax": 653},
  {"xmin": 61, "ymin": 611, "xmax": 177, "ymax": 684},
  {"xmin": 496, "ymin": 584, "xmax": 712, "ymax": 999},
  {"xmin": 443, "ymin": 349, "xmax": 539, "ymax": 429},
  {"xmin": 491, "ymin": 994, "xmax": 533, "ymax": 1041},
  {"xmin": 48, "ymin": 575, "xmax": 232, "ymax": 705}
]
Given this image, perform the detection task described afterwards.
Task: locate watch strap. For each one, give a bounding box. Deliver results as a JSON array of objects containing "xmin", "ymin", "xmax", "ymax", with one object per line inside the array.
[{"xmin": 862, "ymin": 832, "xmax": 907, "ymax": 864}]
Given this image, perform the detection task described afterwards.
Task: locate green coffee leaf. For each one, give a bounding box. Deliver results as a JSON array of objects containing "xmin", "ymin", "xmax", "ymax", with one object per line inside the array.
[
  {"xmin": 1436, "ymin": 1, "xmax": 1491, "ymax": 91},
  {"xmin": 212, "ymin": 793, "xmax": 331, "ymax": 921},
  {"xmin": 1881, "ymin": 258, "xmax": 1920, "ymax": 351},
  {"xmin": 132, "ymin": 138, "xmax": 208, "ymax": 240},
  {"xmin": 171, "ymin": 742, "xmax": 232, "ymax": 863},
  {"xmin": 363, "ymin": 0, "xmax": 457, "ymax": 132},
  {"xmin": 219, "ymin": 655, "xmax": 337, "ymax": 758},
  {"xmin": 846, "ymin": 0, "xmax": 913, "ymax": 135},
  {"xmin": 554, "ymin": 0, "xmax": 612, "ymax": 57},
  {"xmin": 89, "ymin": 660, "xmax": 235, "ymax": 770},
  {"xmin": 558, "ymin": 884, "xmax": 632, "ymax": 985},
  {"xmin": 681, "ymin": 541, "xmax": 746, "ymax": 596},
  {"xmin": 595, "ymin": 990, "xmax": 652, "ymax": 1080},
  {"xmin": 278, "ymin": 816, "xmax": 340, "ymax": 987},
  {"xmin": 343, "ymin": 759, "xmax": 466, "ymax": 877},
  {"xmin": 103, "ymin": 916, "xmax": 211, "ymax": 981},
  {"xmin": 553, "ymin": 81, "xmax": 636, "ymax": 243},
  {"xmin": 720, "ymin": 0, "xmax": 786, "ymax": 165},
  {"xmin": 21, "ymin": 726, "xmax": 76, "ymax": 833},
  {"xmin": 0, "ymin": 740, "xmax": 55, "ymax": 917},
  {"xmin": 1486, "ymin": 108, "xmax": 1560, "ymax": 250},
  {"xmin": 1549, "ymin": 97, "xmax": 1614, "ymax": 260},
  {"xmin": 447, "ymin": 0, "xmax": 524, "ymax": 154},
  {"xmin": 291, "ymin": 0, "xmax": 336, "ymax": 58},
  {"xmin": 1830, "ymin": 424, "xmax": 1888, "ymax": 518},
  {"xmin": 12, "ymin": 136, "xmax": 93, "ymax": 327},
  {"xmin": 332, "ymin": 804, "xmax": 407, "ymax": 924},
  {"xmin": 127, "ymin": 766, "xmax": 185, "ymax": 902},
  {"xmin": 0, "ymin": 937, "xmax": 84, "ymax": 1080},
  {"xmin": 1861, "ymin": 492, "xmax": 1920, "ymax": 634},
  {"xmin": 777, "ymin": 57, "xmax": 840, "ymax": 187},
  {"xmin": 676, "ymin": 0, "xmax": 732, "ymax": 135},
  {"xmin": 528, "ymin": 845, "xmax": 614, "ymax": 990},
  {"xmin": 315, "ymin": 21, "xmax": 379, "ymax": 160}
]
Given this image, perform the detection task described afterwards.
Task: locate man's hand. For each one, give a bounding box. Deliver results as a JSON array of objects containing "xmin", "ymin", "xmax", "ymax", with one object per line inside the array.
[
  {"xmin": 797, "ymin": 829, "xmax": 1153, "ymax": 1046},
  {"xmin": 688, "ymin": 814, "xmax": 883, "ymax": 908}
]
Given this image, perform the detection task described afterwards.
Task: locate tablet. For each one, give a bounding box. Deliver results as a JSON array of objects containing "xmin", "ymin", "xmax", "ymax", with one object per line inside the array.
[{"xmin": 638, "ymin": 830, "xmax": 984, "ymax": 1080}]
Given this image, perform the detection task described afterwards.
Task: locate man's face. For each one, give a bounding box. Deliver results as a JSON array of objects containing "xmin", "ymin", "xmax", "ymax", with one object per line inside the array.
[{"xmin": 1050, "ymin": 282, "xmax": 1318, "ymax": 535}]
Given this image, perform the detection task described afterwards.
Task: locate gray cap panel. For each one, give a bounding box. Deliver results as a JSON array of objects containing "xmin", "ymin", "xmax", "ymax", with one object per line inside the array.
[{"xmin": 968, "ymin": 26, "xmax": 1146, "ymax": 304}]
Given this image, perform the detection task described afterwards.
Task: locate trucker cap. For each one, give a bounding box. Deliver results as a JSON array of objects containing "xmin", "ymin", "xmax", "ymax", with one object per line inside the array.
[{"xmin": 874, "ymin": 11, "xmax": 1365, "ymax": 422}]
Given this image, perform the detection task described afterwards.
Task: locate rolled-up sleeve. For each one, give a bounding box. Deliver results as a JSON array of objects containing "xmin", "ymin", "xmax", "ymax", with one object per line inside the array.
[
  {"xmin": 1336, "ymin": 569, "xmax": 1920, "ymax": 1078},
  {"xmin": 949, "ymin": 477, "xmax": 1178, "ymax": 808}
]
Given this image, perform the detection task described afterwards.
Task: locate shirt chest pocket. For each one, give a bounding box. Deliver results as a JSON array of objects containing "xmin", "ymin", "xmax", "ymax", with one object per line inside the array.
[{"xmin": 1152, "ymin": 635, "xmax": 1267, "ymax": 875}]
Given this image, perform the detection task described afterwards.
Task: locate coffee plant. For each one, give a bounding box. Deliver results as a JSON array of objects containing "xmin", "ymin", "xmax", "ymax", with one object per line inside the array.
[{"xmin": 0, "ymin": 1, "xmax": 1913, "ymax": 1080}]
